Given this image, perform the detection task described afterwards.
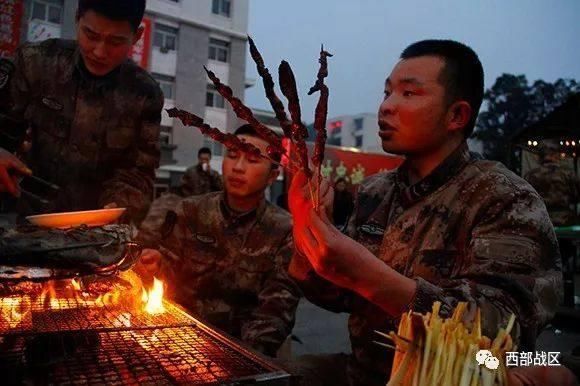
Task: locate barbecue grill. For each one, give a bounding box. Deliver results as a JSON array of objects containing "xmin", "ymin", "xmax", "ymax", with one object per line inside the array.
[{"xmin": 0, "ymin": 284, "xmax": 291, "ymax": 385}]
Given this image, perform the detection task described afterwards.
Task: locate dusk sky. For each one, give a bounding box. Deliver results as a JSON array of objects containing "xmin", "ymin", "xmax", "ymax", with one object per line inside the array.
[{"xmin": 244, "ymin": 0, "xmax": 580, "ymax": 123}]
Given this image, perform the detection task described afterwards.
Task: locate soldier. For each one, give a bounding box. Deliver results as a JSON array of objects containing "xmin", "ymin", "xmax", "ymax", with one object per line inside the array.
[
  {"xmin": 288, "ymin": 40, "xmax": 565, "ymax": 385},
  {"xmin": 525, "ymin": 142, "xmax": 580, "ymax": 226},
  {"xmin": 135, "ymin": 124, "xmax": 300, "ymax": 357},
  {"xmin": 179, "ymin": 147, "xmax": 224, "ymax": 197},
  {"xmin": 0, "ymin": 0, "xmax": 162, "ymax": 223}
]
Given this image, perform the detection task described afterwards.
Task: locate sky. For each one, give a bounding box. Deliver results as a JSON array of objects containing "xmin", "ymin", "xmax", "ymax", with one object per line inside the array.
[{"xmin": 244, "ymin": 0, "xmax": 580, "ymax": 123}]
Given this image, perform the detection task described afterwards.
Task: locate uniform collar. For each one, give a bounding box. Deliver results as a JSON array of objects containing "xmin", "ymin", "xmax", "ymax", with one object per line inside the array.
[
  {"xmin": 219, "ymin": 192, "xmax": 267, "ymax": 226},
  {"xmin": 395, "ymin": 142, "xmax": 471, "ymax": 208}
]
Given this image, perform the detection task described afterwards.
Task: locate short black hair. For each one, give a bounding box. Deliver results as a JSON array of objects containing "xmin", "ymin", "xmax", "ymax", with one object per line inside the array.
[
  {"xmin": 234, "ymin": 124, "xmax": 282, "ymax": 167},
  {"xmin": 77, "ymin": 0, "xmax": 146, "ymax": 31},
  {"xmin": 198, "ymin": 147, "xmax": 212, "ymax": 157},
  {"xmin": 400, "ymin": 39, "xmax": 484, "ymax": 137}
]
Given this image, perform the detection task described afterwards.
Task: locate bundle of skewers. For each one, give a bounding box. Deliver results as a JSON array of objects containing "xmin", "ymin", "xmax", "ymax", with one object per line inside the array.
[
  {"xmin": 375, "ymin": 302, "xmax": 516, "ymax": 386},
  {"xmin": 167, "ymin": 37, "xmax": 332, "ymax": 210}
]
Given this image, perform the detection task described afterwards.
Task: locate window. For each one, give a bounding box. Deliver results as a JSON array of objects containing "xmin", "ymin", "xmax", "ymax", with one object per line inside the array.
[
  {"xmin": 208, "ymin": 38, "xmax": 229, "ymax": 62},
  {"xmin": 212, "ymin": 0, "xmax": 231, "ymax": 17},
  {"xmin": 355, "ymin": 135, "xmax": 363, "ymax": 148},
  {"xmin": 160, "ymin": 125, "xmax": 173, "ymax": 145},
  {"xmin": 206, "ymin": 86, "xmax": 225, "ymax": 108},
  {"xmin": 353, "ymin": 117, "xmax": 364, "ymax": 131},
  {"xmin": 31, "ymin": 0, "xmax": 63, "ymax": 25},
  {"xmin": 153, "ymin": 24, "xmax": 178, "ymax": 51},
  {"xmin": 152, "ymin": 73, "xmax": 175, "ymax": 100}
]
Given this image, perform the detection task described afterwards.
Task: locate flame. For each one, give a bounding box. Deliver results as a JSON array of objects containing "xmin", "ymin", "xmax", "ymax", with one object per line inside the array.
[
  {"xmin": 0, "ymin": 271, "xmax": 149, "ymax": 329},
  {"xmin": 0, "ymin": 296, "xmax": 31, "ymax": 328},
  {"xmin": 71, "ymin": 278, "xmax": 82, "ymax": 291},
  {"xmin": 141, "ymin": 278, "xmax": 165, "ymax": 315}
]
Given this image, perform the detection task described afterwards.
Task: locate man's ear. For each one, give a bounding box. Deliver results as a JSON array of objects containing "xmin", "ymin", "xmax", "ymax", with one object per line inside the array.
[
  {"xmin": 132, "ymin": 26, "xmax": 144, "ymax": 45},
  {"xmin": 447, "ymin": 100, "xmax": 472, "ymax": 134}
]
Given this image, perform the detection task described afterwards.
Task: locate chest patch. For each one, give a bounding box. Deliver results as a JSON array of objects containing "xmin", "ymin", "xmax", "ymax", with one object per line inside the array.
[
  {"xmin": 195, "ymin": 233, "xmax": 216, "ymax": 244},
  {"xmin": 358, "ymin": 224, "xmax": 385, "ymax": 236},
  {"xmin": 41, "ymin": 97, "xmax": 63, "ymax": 111}
]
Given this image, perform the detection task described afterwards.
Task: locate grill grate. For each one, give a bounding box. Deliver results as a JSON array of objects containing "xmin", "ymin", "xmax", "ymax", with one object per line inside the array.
[
  {"xmin": 0, "ymin": 289, "xmax": 289, "ymax": 385},
  {"xmin": 0, "ymin": 326, "xmax": 284, "ymax": 385},
  {"xmin": 0, "ymin": 295, "xmax": 193, "ymax": 335}
]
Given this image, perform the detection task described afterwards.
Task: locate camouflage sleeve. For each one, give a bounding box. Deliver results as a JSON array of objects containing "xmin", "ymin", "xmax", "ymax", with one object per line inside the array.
[
  {"xmin": 134, "ymin": 194, "xmax": 183, "ymax": 284},
  {"xmin": 98, "ymin": 87, "xmax": 163, "ymax": 223},
  {"xmin": 0, "ymin": 48, "xmax": 29, "ymax": 152},
  {"xmin": 241, "ymin": 232, "xmax": 301, "ymax": 356},
  {"xmin": 409, "ymin": 188, "xmax": 563, "ymax": 351},
  {"xmin": 287, "ymin": 189, "xmax": 360, "ymax": 314},
  {"xmin": 134, "ymin": 193, "xmax": 180, "ymax": 249},
  {"xmin": 181, "ymin": 167, "xmax": 196, "ymax": 189}
]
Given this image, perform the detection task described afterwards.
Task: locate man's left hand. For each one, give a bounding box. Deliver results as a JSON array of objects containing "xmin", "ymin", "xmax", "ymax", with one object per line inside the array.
[{"xmin": 294, "ymin": 204, "xmax": 370, "ymax": 290}]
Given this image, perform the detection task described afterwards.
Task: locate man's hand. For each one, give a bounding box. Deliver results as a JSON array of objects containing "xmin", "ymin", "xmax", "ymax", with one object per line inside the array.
[
  {"xmin": 103, "ymin": 202, "xmax": 118, "ymax": 209},
  {"xmin": 288, "ymin": 170, "xmax": 417, "ymax": 316},
  {"xmin": 289, "ymin": 171, "xmax": 334, "ymax": 223},
  {"xmin": 290, "ymin": 172, "xmax": 368, "ymax": 287},
  {"xmin": 0, "ymin": 147, "xmax": 31, "ymax": 197},
  {"xmin": 134, "ymin": 248, "xmax": 162, "ymax": 278},
  {"xmin": 288, "ymin": 171, "xmax": 334, "ymax": 280}
]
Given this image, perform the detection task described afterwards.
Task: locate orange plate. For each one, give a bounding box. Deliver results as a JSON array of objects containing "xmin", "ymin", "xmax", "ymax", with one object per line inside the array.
[{"xmin": 26, "ymin": 208, "xmax": 126, "ymax": 229}]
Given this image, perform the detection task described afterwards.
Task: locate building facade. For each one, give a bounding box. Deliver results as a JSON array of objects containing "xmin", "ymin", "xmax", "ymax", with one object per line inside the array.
[{"xmin": 313, "ymin": 113, "xmax": 383, "ymax": 153}]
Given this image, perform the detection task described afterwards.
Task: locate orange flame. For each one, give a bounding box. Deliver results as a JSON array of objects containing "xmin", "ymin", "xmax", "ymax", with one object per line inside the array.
[{"xmin": 141, "ymin": 277, "xmax": 165, "ymax": 315}]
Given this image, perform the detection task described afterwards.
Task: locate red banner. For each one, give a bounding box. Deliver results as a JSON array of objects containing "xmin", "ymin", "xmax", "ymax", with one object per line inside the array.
[
  {"xmin": 284, "ymin": 140, "xmax": 403, "ymax": 192},
  {"xmin": 0, "ymin": 0, "xmax": 23, "ymax": 58},
  {"xmin": 128, "ymin": 17, "xmax": 151, "ymax": 69}
]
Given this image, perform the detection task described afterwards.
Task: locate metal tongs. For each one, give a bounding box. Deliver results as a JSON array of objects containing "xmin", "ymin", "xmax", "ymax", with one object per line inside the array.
[{"xmin": 18, "ymin": 174, "xmax": 60, "ymax": 207}]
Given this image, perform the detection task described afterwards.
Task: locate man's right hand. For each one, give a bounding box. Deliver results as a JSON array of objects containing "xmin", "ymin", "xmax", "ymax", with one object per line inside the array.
[
  {"xmin": 135, "ymin": 248, "xmax": 162, "ymax": 278},
  {"xmin": 0, "ymin": 147, "xmax": 31, "ymax": 197}
]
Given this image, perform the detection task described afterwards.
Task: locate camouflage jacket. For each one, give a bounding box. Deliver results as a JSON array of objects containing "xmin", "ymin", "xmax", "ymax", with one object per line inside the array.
[
  {"xmin": 292, "ymin": 143, "xmax": 563, "ymax": 386},
  {"xmin": 0, "ymin": 39, "xmax": 162, "ymax": 222},
  {"xmin": 181, "ymin": 164, "xmax": 224, "ymax": 197},
  {"xmin": 525, "ymin": 162, "xmax": 580, "ymax": 226},
  {"xmin": 136, "ymin": 192, "xmax": 300, "ymax": 356}
]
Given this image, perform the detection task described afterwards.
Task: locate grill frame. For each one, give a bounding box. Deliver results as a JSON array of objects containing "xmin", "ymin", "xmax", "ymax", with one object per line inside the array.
[{"xmin": 0, "ymin": 292, "xmax": 291, "ymax": 385}]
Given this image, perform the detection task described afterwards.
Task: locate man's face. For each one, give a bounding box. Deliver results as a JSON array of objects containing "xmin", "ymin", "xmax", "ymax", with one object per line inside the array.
[
  {"xmin": 222, "ymin": 135, "xmax": 278, "ymax": 199},
  {"xmin": 198, "ymin": 153, "xmax": 211, "ymax": 167},
  {"xmin": 335, "ymin": 181, "xmax": 346, "ymax": 192},
  {"xmin": 76, "ymin": 10, "xmax": 142, "ymax": 76},
  {"xmin": 378, "ymin": 56, "xmax": 451, "ymax": 155}
]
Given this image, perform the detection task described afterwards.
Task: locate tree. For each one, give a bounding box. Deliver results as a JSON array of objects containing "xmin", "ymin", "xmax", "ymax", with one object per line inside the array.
[{"xmin": 473, "ymin": 74, "xmax": 579, "ymax": 167}]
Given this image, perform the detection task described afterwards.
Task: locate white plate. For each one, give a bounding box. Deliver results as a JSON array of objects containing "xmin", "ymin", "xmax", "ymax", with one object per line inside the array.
[{"xmin": 26, "ymin": 208, "xmax": 126, "ymax": 229}]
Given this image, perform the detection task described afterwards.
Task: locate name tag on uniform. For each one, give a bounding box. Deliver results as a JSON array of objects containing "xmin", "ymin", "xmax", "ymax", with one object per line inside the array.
[
  {"xmin": 194, "ymin": 233, "xmax": 216, "ymax": 244},
  {"xmin": 41, "ymin": 97, "xmax": 63, "ymax": 111},
  {"xmin": 358, "ymin": 224, "xmax": 385, "ymax": 236}
]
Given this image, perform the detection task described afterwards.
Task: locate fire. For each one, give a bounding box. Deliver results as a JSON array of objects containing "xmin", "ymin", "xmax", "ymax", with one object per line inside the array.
[
  {"xmin": 0, "ymin": 296, "xmax": 31, "ymax": 328},
  {"xmin": 141, "ymin": 278, "xmax": 165, "ymax": 315}
]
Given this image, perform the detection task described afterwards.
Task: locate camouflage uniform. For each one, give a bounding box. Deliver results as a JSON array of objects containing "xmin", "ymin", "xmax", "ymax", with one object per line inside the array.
[
  {"xmin": 136, "ymin": 191, "xmax": 300, "ymax": 356},
  {"xmin": 525, "ymin": 162, "xmax": 580, "ymax": 226},
  {"xmin": 0, "ymin": 39, "xmax": 162, "ymax": 222},
  {"xmin": 291, "ymin": 143, "xmax": 563, "ymax": 386},
  {"xmin": 180, "ymin": 164, "xmax": 224, "ymax": 196}
]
